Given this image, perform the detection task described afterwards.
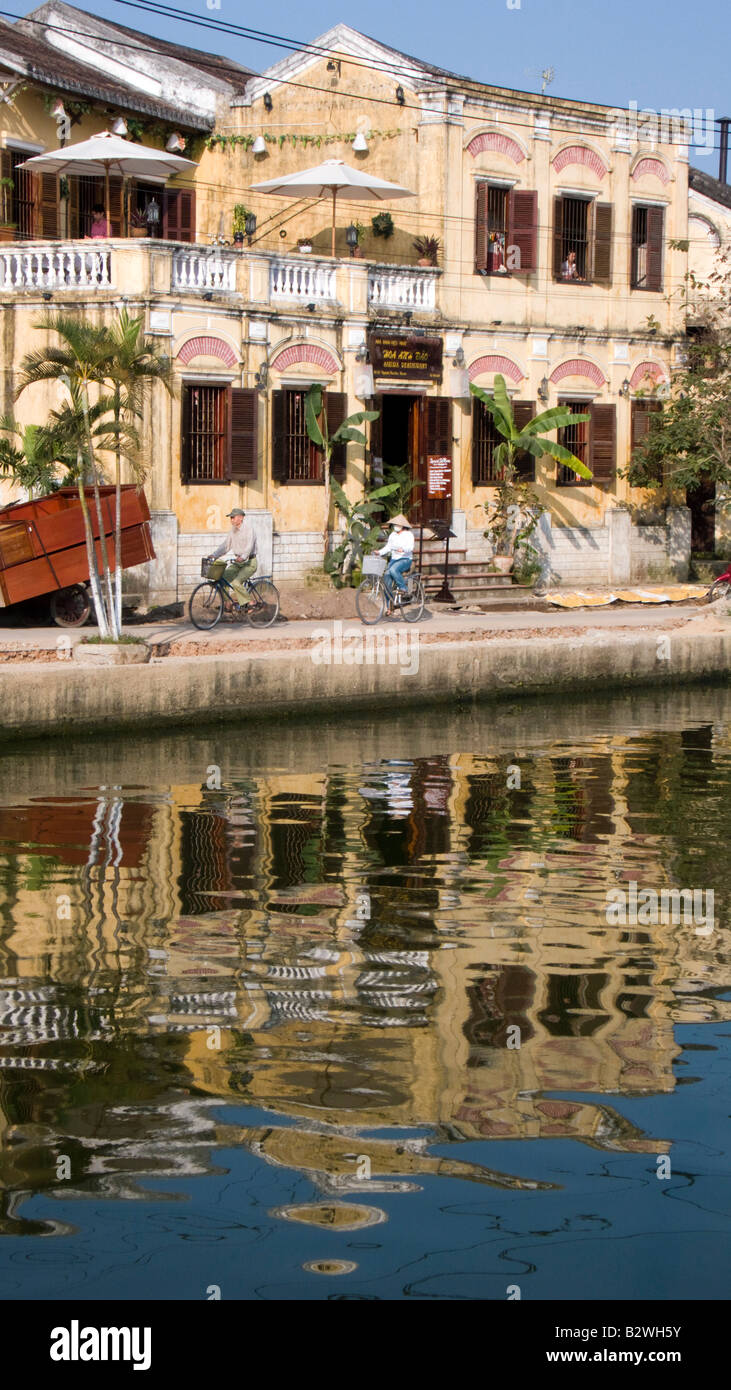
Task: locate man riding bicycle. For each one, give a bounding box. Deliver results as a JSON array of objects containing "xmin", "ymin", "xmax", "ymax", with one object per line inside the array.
[
  {"xmin": 209, "ymin": 508, "xmax": 257, "ymax": 607},
  {"xmin": 377, "ymin": 514, "xmax": 414, "ymax": 613}
]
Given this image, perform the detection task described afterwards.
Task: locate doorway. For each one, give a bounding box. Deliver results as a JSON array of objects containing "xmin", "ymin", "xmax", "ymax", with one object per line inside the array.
[{"xmin": 372, "ymin": 392, "xmax": 452, "ymax": 526}]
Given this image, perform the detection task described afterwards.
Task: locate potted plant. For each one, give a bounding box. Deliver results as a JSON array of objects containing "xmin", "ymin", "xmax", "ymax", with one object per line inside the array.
[
  {"xmin": 0, "ymin": 175, "xmax": 16, "ymax": 242},
  {"xmin": 371, "ymin": 211, "xmax": 394, "ymax": 240},
  {"xmin": 413, "ymin": 235, "xmax": 440, "ymax": 267},
  {"xmin": 297, "ymin": 236, "xmax": 313, "ymax": 253},
  {"xmin": 352, "ymin": 220, "xmax": 367, "ymax": 258},
  {"xmin": 129, "ymin": 208, "xmax": 148, "ymax": 238},
  {"xmin": 232, "ymin": 203, "xmax": 250, "ymax": 245}
]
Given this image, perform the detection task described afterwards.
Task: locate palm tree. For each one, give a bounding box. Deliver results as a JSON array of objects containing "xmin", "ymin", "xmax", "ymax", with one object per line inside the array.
[
  {"xmin": 0, "ymin": 416, "xmax": 73, "ymax": 497},
  {"xmin": 470, "ymin": 375, "xmax": 592, "ymax": 479},
  {"xmin": 16, "ymin": 314, "xmax": 119, "ymax": 635},
  {"xmin": 106, "ymin": 310, "xmax": 173, "ymax": 627}
]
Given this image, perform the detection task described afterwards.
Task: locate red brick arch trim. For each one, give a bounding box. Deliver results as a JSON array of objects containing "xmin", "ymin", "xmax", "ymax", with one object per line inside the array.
[
  {"xmin": 552, "ymin": 144, "xmax": 608, "ymax": 179},
  {"xmin": 270, "ymin": 343, "xmax": 339, "ymax": 374},
  {"xmin": 466, "ymin": 131, "xmax": 525, "ymax": 163},
  {"xmin": 550, "ymin": 359, "xmax": 606, "ymax": 387},
  {"xmin": 469, "ymin": 354, "xmax": 523, "ymax": 383},
  {"xmin": 630, "ymin": 157, "xmax": 670, "ymax": 186},
  {"xmin": 629, "ymin": 360, "xmax": 668, "ymax": 390},
  {"xmin": 177, "ymin": 335, "xmax": 237, "ymax": 366}
]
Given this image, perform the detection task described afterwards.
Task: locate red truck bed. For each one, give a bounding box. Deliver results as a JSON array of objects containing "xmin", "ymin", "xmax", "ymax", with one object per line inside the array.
[{"xmin": 0, "ymin": 485, "xmax": 155, "ymax": 607}]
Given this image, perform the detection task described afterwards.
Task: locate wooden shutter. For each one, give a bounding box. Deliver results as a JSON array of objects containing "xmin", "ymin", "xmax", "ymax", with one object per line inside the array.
[
  {"xmin": 180, "ymin": 384, "xmax": 192, "ymax": 483},
  {"xmin": 0, "ymin": 149, "xmax": 12, "ymax": 225},
  {"xmin": 553, "ymin": 196, "xmax": 564, "ymax": 279},
  {"xmin": 163, "ymin": 188, "xmax": 196, "ymax": 243},
  {"xmin": 471, "ymin": 397, "xmax": 483, "ymax": 484},
  {"xmin": 513, "ymin": 400, "xmax": 536, "ymax": 481},
  {"xmin": 646, "ymin": 206, "xmax": 664, "ymax": 291},
  {"xmin": 593, "ymin": 202, "xmax": 613, "ymax": 285},
  {"xmin": 507, "ymin": 190, "xmax": 538, "ymax": 272},
  {"xmin": 271, "ymin": 390, "xmax": 288, "ymax": 482},
  {"xmin": 475, "ymin": 181, "xmax": 489, "ymax": 272},
  {"xmin": 590, "ymin": 403, "xmax": 616, "ymax": 484},
  {"xmin": 369, "ymin": 395, "xmax": 383, "ymax": 484},
  {"xmin": 423, "ymin": 396, "xmax": 452, "ymax": 521},
  {"xmin": 68, "ymin": 175, "xmax": 80, "ymax": 238},
  {"xmin": 109, "ymin": 176, "xmax": 123, "ymax": 237},
  {"xmin": 229, "ymin": 387, "xmax": 258, "ymax": 482},
  {"xmin": 325, "ymin": 391, "xmax": 348, "ymax": 482}
]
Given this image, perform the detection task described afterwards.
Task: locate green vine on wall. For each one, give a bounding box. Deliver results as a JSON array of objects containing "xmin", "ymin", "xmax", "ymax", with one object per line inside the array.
[{"xmin": 204, "ymin": 128, "xmax": 402, "ymax": 153}]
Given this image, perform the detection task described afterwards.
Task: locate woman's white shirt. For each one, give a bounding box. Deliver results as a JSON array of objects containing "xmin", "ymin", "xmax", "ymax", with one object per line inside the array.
[{"xmin": 379, "ymin": 529, "xmax": 414, "ymax": 559}]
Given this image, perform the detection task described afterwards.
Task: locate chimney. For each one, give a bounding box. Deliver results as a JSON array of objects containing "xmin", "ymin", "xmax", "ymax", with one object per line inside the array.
[{"xmin": 719, "ymin": 118, "xmax": 730, "ymax": 185}]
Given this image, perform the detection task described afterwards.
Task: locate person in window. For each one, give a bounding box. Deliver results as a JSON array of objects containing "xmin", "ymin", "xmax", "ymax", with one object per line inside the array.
[
  {"xmin": 209, "ymin": 507, "xmax": 257, "ymax": 609},
  {"xmin": 562, "ymin": 249, "xmax": 582, "ymax": 280},
  {"xmin": 377, "ymin": 513, "xmax": 414, "ymax": 614},
  {"xmin": 88, "ymin": 204, "xmax": 111, "ymax": 238}
]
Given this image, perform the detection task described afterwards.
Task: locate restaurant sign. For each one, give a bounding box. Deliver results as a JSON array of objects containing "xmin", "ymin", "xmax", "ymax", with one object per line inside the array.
[
  {"xmin": 427, "ymin": 455, "xmax": 452, "ymax": 500},
  {"xmin": 369, "ymin": 333, "xmax": 443, "ymax": 382}
]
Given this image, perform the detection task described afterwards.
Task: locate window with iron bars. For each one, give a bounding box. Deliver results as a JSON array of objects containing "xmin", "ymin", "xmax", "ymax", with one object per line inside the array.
[
  {"xmin": 182, "ymin": 383, "xmax": 228, "ymax": 484},
  {"xmin": 559, "ymin": 197, "xmax": 590, "ymax": 281},
  {"xmin": 557, "ymin": 399, "xmax": 591, "ymax": 486},
  {"xmin": 472, "ymin": 398, "xmax": 503, "ymax": 483},
  {"xmin": 278, "ymin": 390, "xmax": 323, "ymax": 483}
]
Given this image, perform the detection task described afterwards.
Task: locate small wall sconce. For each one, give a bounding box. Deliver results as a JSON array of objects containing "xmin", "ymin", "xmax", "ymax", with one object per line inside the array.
[
  {"xmin": 255, "ymin": 362, "xmax": 268, "ymax": 391},
  {"xmin": 111, "ymin": 116, "xmax": 128, "ymax": 136},
  {"xmin": 326, "ymin": 59, "xmax": 341, "ymax": 77},
  {"xmin": 355, "ymin": 350, "xmax": 374, "ymax": 398},
  {"xmin": 263, "ymin": 92, "xmax": 273, "ymax": 112},
  {"xmin": 538, "ymin": 375, "xmax": 550, "ymax": 403},
  {"xmin": 252, "ymin": 135, "xmax": 267, "ymax": 155},
  {"xmin": 395, "ymin": 86, "xmax": 405, "ymax": 105},
  {"xmin": 346, "ymin": 223, "xmax": 359, "ymax": 255},
  {"xmin": 619, "ymin": 378, "xmax": 631, "ymax": 398},
  {"xmin": 352, "ymin": 131, "xmax": 368, "ymax": 153},
  {"xmin": 452, "ymin": 346, "xmax": 465, "ymax": 368},
  {"xmin": 450, "ymin": 348, "xmax": 470, "ymax": 398},
  {"xmin": 245, "ymin": 211, "xmax": 257, "ymax": 243}
]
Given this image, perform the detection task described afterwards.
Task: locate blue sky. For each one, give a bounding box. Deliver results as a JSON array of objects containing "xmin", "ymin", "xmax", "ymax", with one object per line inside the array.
[{"xmin": 36, "ymin": 0, "xmax": 731, "ymax": 164}]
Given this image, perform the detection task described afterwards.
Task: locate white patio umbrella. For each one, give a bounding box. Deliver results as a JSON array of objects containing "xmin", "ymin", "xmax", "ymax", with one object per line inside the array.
[
  {"xmin": 250, "ymin": 157, "xmax": 414, "ymax": 257},
  {"xmin": 18, "ymin": 131, "xmax": 197, "ymax": 235}
]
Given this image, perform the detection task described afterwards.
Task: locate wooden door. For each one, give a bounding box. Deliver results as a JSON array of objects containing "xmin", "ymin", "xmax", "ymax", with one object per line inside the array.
[{"xmin": 418, "ymin": 396, "xmax": 452, "ymax": 525}]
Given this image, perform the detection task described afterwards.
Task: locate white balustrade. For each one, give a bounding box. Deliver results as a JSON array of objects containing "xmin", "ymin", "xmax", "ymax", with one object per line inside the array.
[
  {"xmin": 172, "ymin": 249, "xmax": 237, "ymax": 293},
  {"xmin": 270, "ymin": 257, "xmax": 336, "ymax": 301},
  {"xmin": 368, "ymin": 268, "xmax": 437, "ymax": 310},
  {"xmin": 0, "ymin": 246, "xmax": 112, "ymax": 291}
]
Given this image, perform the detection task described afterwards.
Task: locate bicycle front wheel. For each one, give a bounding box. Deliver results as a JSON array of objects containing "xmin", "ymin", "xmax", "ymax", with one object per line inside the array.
[
  {"xmin": 401, "ymin": 575, "xmax": 425, "ymax": 623},
  {"xmin": 189, "ymin": 581, "xmax": 224, "ymax": 630},
  {"xmin": 356, "ymin": 577, "xmax": 385, "ymax": 625},
  {"xmin": 246, "ymin": 578, "xmax": 280, "ymax": 628}
]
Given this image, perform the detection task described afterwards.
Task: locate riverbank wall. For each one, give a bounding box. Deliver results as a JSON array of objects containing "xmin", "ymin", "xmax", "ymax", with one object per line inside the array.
[{"xmin": 0, "ymin": 624, "xmax": 729, "ymax": 742}]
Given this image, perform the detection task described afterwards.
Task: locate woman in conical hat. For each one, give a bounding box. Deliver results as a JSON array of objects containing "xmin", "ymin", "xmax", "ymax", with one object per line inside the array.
[{"xmin": 378, "ymin": 511, "xmax": 415, "ymax": 613}]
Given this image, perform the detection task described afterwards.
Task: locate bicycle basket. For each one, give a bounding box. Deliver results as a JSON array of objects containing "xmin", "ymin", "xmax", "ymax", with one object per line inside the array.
[
  {"xmin": 203, "ymin": 558, "xmax": 226, "ymax": 580},
  {"xmin": 362, "ymin": 554, "xmax": 387, "ymax": 576}
]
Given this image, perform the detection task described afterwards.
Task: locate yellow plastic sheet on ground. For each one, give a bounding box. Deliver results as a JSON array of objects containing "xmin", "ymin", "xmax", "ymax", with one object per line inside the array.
[{"xmin": 546, "ymin": 585, "xmax": 708, "ymax": 608}]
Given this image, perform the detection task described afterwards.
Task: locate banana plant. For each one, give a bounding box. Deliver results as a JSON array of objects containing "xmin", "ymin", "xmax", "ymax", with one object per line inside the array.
[
  {"xmin": 327, "ymin": 476, "xmax": 399, "ymax": 585},
  {"xmin": 470, "ymin": 374, "xmax": 592, "ymax": 480},
  {"xmin": 304, "ymin": 384, "xmax": 380, "ymax": 549}
]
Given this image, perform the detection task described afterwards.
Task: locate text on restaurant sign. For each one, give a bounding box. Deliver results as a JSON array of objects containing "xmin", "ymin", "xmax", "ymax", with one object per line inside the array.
[{"xmin": 368, "ymin": 334, "xmax": 443, "ymax": 382}]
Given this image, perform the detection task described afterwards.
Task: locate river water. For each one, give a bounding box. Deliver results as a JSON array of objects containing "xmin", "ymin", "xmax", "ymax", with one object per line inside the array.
[{"xmin": 0, "ymin": 687, "xmax": 729, "ymax": 1301}]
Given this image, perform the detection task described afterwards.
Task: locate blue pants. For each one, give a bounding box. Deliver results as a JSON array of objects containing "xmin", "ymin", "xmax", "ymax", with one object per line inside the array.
[{"xmin": 384, "ymin": 556, "xmax": 411, "ymax": 600}]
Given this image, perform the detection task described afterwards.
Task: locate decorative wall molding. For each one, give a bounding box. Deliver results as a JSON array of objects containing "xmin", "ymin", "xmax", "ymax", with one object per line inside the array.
[
  {"xmin": 466, "ymin": 130, "xmax": 525, "ymax": 163},
  {"xmin": 469, "ymin": 353, "xmax": 524, "ymax": 383},
  {"xmin": 270, "ymin": 342, "xmax": 339, "ymax": 374},
  {"xmin": 177, "ymin": 335, "xmax": 238, "ymax": 367},
  {"xmin": 550, "ymin": 358, "xmax": 606, "ymax": 387},
  {"xmin": 629, "ymin": 359, "xmax": 669, "ymax": 390},
  {"xmin": 552, "ymin": 144, "xmax": 608, "ymax": 179},
  {"xmin": 630, "ymin": 156, "xmax": 671, "ymax": 186}
]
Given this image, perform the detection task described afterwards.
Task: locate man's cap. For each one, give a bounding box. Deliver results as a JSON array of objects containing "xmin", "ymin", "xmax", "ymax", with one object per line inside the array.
[{"xmin": 227, "ymin": 508, "xmax": 246, "ymax": 517}]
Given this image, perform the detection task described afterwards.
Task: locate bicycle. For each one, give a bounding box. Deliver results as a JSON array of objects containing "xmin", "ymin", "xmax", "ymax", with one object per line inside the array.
[
  {"xmin": 188, "ymin": 557, "xmax": 280, "ymax": 630},
  {"xmin": 355, "ymin": 554, "xmax": 425, "ymax": 625}
]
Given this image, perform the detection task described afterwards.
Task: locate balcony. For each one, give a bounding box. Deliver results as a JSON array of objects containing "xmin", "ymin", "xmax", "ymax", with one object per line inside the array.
[{"xmin": 0, "ymin": 240, "xmax": 441, "ymax": 316}]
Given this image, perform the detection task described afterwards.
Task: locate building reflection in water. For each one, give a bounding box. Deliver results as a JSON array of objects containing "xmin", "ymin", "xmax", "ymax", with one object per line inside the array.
[{"xmin": 0, "ymin": 703, "xmax": 729, "ymax": 1235}]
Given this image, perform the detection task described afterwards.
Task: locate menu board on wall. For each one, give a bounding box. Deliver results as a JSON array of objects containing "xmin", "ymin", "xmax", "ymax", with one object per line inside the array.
[
  {"xmin": 369, "ymin": 333, "xmax": 443, "ymax": 382},
  {"xmin": 427, "ymin": 454, "xmax": 452, "ymax": 499}
]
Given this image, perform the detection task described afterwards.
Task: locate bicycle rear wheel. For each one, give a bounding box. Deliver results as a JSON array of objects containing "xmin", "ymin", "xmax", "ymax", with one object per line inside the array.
[
  {"xmin": 189, "ymin": 581, "xmax": 224, "ymax": 630},
  {"xmin": 401, "ymin": 575, "xmax": 425, "ymax": 623},
  {"xmin": 246, "ymin": 578, "xmax": 280, "ymax": 628},
  {"xmin": 356, "ymin": 577, "xmax": 385, "ymax": 624}
]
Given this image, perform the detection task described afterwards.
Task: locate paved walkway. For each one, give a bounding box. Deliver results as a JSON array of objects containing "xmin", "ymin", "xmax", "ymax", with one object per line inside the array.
[{"xmin": 0, "ymin": 601, "xmax": 712, "ymax": 654}]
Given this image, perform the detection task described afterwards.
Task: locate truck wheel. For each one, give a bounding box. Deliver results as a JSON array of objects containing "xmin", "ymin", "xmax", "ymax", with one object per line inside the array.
[{"xmin": 50, "ymin": 585, "xmax": 92, "ymax": 628}]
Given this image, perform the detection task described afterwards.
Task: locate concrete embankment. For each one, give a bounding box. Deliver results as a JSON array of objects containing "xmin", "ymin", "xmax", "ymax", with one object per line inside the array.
[{"xmin": 0, "ymin": 623, "xmax": 729, "ymax": 741}]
